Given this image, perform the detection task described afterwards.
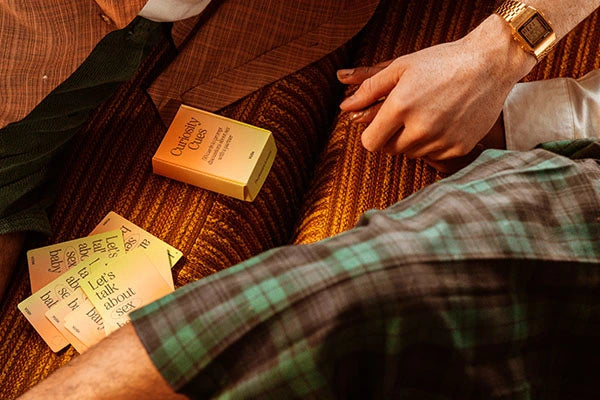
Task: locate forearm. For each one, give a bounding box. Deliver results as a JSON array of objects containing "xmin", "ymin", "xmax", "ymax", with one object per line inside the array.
[
  {"xmin": 526, "ymin": 0, "xmax": 600, "ymax": 40},
  {"xmin": 474, "ymin": 0, "xmax": 600, "ymax": 78},
  {"xmin": 337, "ymin": 0, "xmax": 599, "ymax": 160},
  {"xmin": 481, "ymin": 0, "xmax": 600, "ymax": 81},
  {"xmin": 18, "ymin": 324, "xmax": 186, "ymax": 400}
]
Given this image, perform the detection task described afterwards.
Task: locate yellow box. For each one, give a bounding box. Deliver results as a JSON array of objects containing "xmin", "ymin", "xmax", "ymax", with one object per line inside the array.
[{"xmin": 152, "ymin": 105, "xmax": 276, "ymax": 201}]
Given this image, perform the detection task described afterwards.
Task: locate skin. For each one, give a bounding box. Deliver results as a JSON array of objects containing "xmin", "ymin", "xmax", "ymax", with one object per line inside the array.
[
  {"xmin": 0, "ymin": 233, "xmax": 182, "ymax": 398},
  {"xmin": 12, "ymin": 1, "xmax": 600, "ymax": 398},
  {"xmin": 19, "ymin": 324, "xmax": 187, "ymax": 400},
  {"xmin": 425, "ymin": 114, "xmax": 506, "ymax": 174},
  {"xmin": 338, "ymin": 0, "xmax": 600, "ymax": 165}
]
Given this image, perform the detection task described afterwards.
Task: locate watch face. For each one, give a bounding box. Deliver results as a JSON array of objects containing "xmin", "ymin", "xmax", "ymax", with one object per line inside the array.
[{"xmin": 519, "ymin": 14, "xmax": 551, "ymax": 47}]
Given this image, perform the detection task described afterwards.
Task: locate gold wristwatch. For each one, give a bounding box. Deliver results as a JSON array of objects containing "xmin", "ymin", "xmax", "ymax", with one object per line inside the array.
[{"xmin": 495, "ymin": 0, "xmax": 556, "ymax": 62}]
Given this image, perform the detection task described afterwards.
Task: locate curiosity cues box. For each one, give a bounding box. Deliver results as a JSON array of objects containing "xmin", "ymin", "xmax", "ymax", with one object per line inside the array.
[{"xmin": 152, "ymin": 105, "xmax": 277, "ymax": 201}]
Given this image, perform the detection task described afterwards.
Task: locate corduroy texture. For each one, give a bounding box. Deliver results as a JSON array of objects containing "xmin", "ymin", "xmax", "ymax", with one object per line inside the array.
[
  {"xmin": 0, "ymin": 0, "xmax": 379, "ymax": 130},
  {"xmin": 292, "ymin": 0, "xmax": 600, "ymax": 245},
  {"xmin": 1, "ymin": 0, "xmax": 599, "ymax": 398},
  {"xmin": 0, "ymin": 23, "xmax": 349, "ymax": 400},
  {"xmin": 147, "ymin": 0, "xmax": 380, "ymax": 123}
]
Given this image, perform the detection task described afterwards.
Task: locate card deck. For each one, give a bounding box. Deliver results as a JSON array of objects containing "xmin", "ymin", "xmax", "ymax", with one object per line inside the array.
[
  {"xmin": 63, "ymin": 295, "xmax": 107, "ymax": 350},
  {"xmin": 27, "ymin": 230, "xmax": 125, "ymax": 292},
  {"xmin": 90, "ymin": 212, "xmax": 183, "ymax": 288},
  {"xmin": 18, "ymin": 257, "xmax": 109, "ymax": 352},
  {"xmin": 80, "ymin": 249, "xmax": 173, "ymax": 334},
  {"xmin": 45, "ymin": 288, "xmax": 89, "ymax": 353}
]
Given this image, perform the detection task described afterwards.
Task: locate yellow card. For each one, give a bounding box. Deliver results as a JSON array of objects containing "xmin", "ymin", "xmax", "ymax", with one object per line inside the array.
[
  {"xmin": 18, "ymin": 257, "xmax": 109, "ymax": 352},
  {"xmin": 27, "ymin": 230, "xmax": 125, "ymax": 292},
  {"xmin": 90, "ymin": 212, "xmax": 183, "ymax": 288},
  {"xmin": 80, "ymin": 249, "xmax": 173, "ymax": 334},
  {"xmin": 63, "ymin": 296, "xmax": 107, "ymax": 350},
  {"xmin": 45, "ymin": 288, "xmax": 89, "ymax": 354}
]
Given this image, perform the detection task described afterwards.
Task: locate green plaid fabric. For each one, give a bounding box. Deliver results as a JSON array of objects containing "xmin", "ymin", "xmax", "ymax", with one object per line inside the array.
[{"xmin": 132, "ymin": 142, "xmax": 600, "ymax": 399}]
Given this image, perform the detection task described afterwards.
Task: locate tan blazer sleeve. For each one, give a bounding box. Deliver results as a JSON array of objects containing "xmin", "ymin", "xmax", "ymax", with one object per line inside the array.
[{"xmin": 0, "ymin": 0, "xmax": 148, "ymax": 129}]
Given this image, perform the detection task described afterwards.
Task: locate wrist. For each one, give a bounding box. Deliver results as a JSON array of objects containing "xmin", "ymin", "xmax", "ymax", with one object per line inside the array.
[{"xmin": 466, "ymin": 14, "xmax": 537, "ymax": 85}]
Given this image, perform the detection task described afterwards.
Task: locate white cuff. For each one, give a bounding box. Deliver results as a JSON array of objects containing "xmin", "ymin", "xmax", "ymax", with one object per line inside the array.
[
  {"xmin": 138, "ymin": 0, "xmax": 212, "ymax": 22},
  {"xmin": 503, "ymin": 69, "xmax": 600, "ymax": 150}
]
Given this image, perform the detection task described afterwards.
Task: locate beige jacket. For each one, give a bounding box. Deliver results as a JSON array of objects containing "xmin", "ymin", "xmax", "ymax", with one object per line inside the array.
[{"xmin": 0, "ymin": 0, "xmax": 380, "ymax": 128}]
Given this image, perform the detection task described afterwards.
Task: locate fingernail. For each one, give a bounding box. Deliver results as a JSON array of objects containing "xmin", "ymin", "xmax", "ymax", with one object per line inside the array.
[
  {"xmin": 337, "ymin": 69, "xmax": 355, "ymax": 79},
  {"xmin": 351, "ymin": 111, "xmax": 364, "ymax": 120}
]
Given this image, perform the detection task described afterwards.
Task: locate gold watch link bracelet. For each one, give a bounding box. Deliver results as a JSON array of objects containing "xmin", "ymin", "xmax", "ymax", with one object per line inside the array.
[{"xmin": 495, "ymin": 0, "xmax": 557, "ymax": 62}]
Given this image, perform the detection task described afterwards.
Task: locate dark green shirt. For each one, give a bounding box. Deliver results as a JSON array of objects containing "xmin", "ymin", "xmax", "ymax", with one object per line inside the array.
[{"xmin": 0, "ymin": 17, "xmax": 163, "ymax": 236}]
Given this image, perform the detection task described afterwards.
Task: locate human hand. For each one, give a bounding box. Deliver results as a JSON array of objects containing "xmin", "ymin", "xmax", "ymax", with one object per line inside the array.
[
  {"xmin": 424, "ymin": 113, "xmax": 506, "ymax": 174},
  {"xmin": 338, "ymin": 15, "xmax": 535, "ymax": 162}
]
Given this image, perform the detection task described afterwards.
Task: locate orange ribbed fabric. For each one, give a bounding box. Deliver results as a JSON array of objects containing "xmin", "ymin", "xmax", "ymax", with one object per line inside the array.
[
  {"xmin": 1, "ymin": 0, "xmax": 599, "ymax": 398},
  {"xmin": 292, "ymin": 0, "xmax": 600, "ymax": 244},
  {"xmin": 0, "ymin": 31, "xmax": 350, "ymax": 399}
]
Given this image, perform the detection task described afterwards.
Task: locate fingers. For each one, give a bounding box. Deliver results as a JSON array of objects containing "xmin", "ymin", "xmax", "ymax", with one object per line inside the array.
[
  {"xmin": 384, "ymin": 133, "xmax": 439, "ymax": 158},
  {"xmin": 402, "ymin": 134, "xmax": 465, "ymax": 160},
  {"xmin": 358, "ymin": 87, "xmax": 409, "ymax": 152},
  {"xmin": 423, "ymin": 144, "xmax": 484, "ymax": 174},
  {"xmin": 337, "ymin": 39, "xmax": 508, "ymax": 164},
  {"xmin": 423, "ymin": 142, "xmax": 474, "ymax": 161},
  {"xmin": 349, "ymin": 93, "xmax": 473, "ymax": 158},
  {"xmin": 340, "ymin": 62, "xmax": 402, "ymax": 112},
  {"xmin": 350, "ymin": 101, "xmax": 384, "ymax": 123},
  {"xmin": 337, "ymin": 60, "xmax": 393, "ymax": 85},
  {"xmin": 349, "ymin": 101, "xmax": 480, "ymax": 166}
]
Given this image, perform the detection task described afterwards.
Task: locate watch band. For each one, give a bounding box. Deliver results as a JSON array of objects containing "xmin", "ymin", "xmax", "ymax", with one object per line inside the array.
[
  {"xmin": 495, "ymin": 0, "xmax": 556, "ymax": 62},
  {"xmin": 496, "ymin": 0, "xmax": 528, "ymax": 23},
  {"xmin": 533, "ymin": 36, "xmax": 555, "ymax": 61}
]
